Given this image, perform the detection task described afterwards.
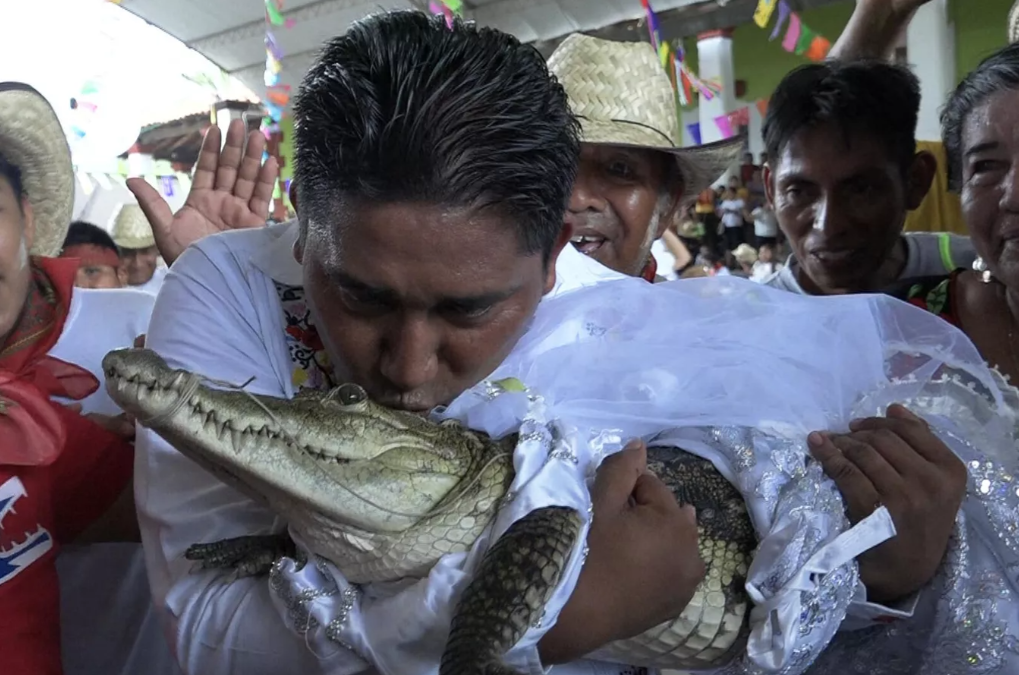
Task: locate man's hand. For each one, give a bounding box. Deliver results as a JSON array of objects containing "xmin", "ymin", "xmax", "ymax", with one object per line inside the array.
[
  {"xmin": 538, "ymin": 440, "xmax": 704, "ymax": 664},
  {"xmin": 809, "ymin": 404, "xmax": 967, "ymax": 603},
  {"xmin": 126, "ymin": 118, "xmax": 279, "ymax": 266},
  {"xmin": 64, "ymin": 402, "xmax": 136, "ymax": 441}
]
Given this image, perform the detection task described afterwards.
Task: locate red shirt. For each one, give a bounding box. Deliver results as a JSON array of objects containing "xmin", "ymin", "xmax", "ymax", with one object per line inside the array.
[{"xmin": 0, "ymin": 403, "xmax": 133, "ymax": 675}]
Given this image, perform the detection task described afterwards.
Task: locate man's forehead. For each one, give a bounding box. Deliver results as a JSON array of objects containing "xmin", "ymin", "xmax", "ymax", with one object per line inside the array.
[{"xmin": 775, "ymin": 126, "xmax": 898, "ymax": 177}]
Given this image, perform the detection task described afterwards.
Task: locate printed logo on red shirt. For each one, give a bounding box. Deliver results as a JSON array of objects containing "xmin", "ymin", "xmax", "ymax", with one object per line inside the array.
[{"xmin": 0, "ymin": 476, "xmax": 53, "ymax": 586}]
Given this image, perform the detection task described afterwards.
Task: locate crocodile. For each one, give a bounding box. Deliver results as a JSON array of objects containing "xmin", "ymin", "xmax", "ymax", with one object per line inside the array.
[{"xmin": 103, "ymin": 348, "xmax": 757, "ymax": 673}]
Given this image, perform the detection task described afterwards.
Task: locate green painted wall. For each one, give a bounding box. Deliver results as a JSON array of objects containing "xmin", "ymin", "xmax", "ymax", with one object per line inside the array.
[
  {"xmin": 676, "ymin": 0, "xmax": 1012, "ymax": 105},
  {"xmin": 950, "ymin": 0, "xmax": 1013, "ymax": 81}
]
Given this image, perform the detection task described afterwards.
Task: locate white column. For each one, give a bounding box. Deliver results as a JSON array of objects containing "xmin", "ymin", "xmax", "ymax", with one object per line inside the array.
[
  {"xmin": 696, "ymin": 29, "xmax": 737, "ymax": 145},
  {"xmin": 213, "ymin": 103, "xmax": 248, "ymax": 150},
  {"xmin": 908, "ymin": 0, "xmax": 954, "ymax": 141}
]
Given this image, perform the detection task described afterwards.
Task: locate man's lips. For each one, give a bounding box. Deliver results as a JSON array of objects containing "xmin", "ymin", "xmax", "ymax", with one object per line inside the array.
[
  {"xmin": 571, "ymin": 234, "xmax": 607, "ymax": 255},
  {"xmin": 808, "ymin": 248, "xmax": 861, "ymax": 266}
]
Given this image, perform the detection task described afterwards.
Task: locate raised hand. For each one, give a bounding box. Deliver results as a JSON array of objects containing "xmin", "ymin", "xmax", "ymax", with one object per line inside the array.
[{"xmin": 126, "ymin": 118, "xmax": 279, "ymax": 266}]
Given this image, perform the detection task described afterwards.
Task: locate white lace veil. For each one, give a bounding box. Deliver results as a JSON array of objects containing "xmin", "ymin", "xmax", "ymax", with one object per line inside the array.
[{"xmin": 438, "ymin": 275, "xmax": 1019, "ymax": 674}]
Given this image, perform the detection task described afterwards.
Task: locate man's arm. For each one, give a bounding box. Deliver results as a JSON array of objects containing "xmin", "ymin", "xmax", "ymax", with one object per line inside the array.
[
  {"xmin": 136, "ymin": 240, "xmax": 370, "ymax": 674},
  {"xmin": 828, "ymin": 0, "xmax": 931, "ymax": 61}
]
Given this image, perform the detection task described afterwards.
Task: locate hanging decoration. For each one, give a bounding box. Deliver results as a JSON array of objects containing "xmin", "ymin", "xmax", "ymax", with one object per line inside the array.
[
  {"xmin": 428, "ymin": 0, "xmax": 463, "ymax": 29},
  {"xmin": 261, "ymin": 0, "xmax": 298, "ymax": 137},
  {"xmin": 639, "ymin": 0, "xmax": 723, "ymax": 111},
  {"xmin": 687, "ymin": 123, "xmax": 702, "ymax": 145},
  {"xmin": 757, "ymin": 0, "xmax": 832, "ymax": 62}
]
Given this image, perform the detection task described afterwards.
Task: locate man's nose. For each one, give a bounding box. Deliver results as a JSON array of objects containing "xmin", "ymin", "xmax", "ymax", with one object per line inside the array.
[
  {"xmin": 379, "ymin": 314, "xmax": 440, "ymax": 393},
  {"xmin": 568, "ymin": 163, "xmax": 607, "ymax": 213},
  {"xmin": 810, "ymin": 195, "xmax": 848, "ymax": 238}
]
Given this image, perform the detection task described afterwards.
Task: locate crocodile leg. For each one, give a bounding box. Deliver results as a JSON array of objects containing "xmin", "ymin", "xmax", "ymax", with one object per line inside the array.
[
  {"xmin": 185, "ymin": 534, "xmax": 301, "ymax": 577},
  {"xmin": 440, "ymin": 506, "xmax": 584, "ymax": 675}
]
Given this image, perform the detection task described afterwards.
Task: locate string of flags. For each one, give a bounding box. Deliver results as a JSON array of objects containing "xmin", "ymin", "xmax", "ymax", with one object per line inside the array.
[
  {"xmin": 640, "ymin": 0, "xmax": 723, "ymax": 108},
  {"xmin": 685, "ymin": 98, "xmax": 770, "ymax": 143},
  {"xmin": 753, "ymin": 0, "xmax": 832, "ymax": 62},
  {"xmin": 428, "ymin": 0, "xmax": 463, "ymax": 28},
  {"xmin": 262, "ymin": 0, "xmax": 296, "ymax": 137}
]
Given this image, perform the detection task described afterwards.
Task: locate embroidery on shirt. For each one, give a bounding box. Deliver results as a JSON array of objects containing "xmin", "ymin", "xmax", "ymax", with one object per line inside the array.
[{"xmin": 274, "ymin": 281, "xmax": 334, "ymax": 392}]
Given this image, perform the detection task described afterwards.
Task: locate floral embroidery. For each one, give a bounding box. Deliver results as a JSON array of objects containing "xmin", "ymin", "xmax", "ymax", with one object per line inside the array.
[
  {"xmin": 275, "ymin": 281, "xmax": 333, "ymax": 392},
  {"xmin": 901, "ymin": 274, "xmax": 959, "ymax": 328}
]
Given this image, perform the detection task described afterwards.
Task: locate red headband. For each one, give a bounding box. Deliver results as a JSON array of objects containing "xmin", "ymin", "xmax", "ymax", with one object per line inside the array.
[{"xmin": 60, "ymin": 244, "xmax": 121, "ymax": 270}]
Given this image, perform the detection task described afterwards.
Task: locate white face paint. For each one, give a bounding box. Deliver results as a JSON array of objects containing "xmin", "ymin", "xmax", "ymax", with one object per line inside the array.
[{"xmin": 15, "ymin": 236, "xmax": 28, "ymax": 270}]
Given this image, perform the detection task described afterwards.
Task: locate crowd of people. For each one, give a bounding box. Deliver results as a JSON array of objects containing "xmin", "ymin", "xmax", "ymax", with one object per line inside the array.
[{"xmin": 3, "ymin": 0, "xmax": 1019, "ymax": 673}]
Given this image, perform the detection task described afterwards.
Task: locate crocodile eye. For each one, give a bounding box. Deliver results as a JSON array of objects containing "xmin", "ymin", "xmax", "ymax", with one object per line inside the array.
[{"xmin": 335, "ymin": 383, "xmax": 367, "ymax": 406}]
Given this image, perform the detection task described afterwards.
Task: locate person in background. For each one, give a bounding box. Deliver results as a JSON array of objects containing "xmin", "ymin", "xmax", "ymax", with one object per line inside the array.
[
  {"xmin": 718, "ymin": 182, "xmax": 747, "ymax": 252},
  {"xmin": 761, "ymin": 59, "xmax": 974, "ymax": 296},
  {"xmin": 828, "ymin": 0, "xmax": 968, "ymax": 237},
  {"xmin": 0, "ymin": 81, "xmax": 174, "ymax": 675},
  {"xmin": 694, "ymin": 185, "xmax": 721, "ymax": 253},
  {"xmin": 60, "ymin": 220, "xmax": 125, "ymax": 289},
  {"xmin": 550, "ymin": 34, "xmax": 738, "ymax": 281},
  {"xmin": 886, "ymin": 42, "xmax": 1019, "ymax": 384},
  {"xmin": 750, "ymin": 199, "xmax": 778, "ymax": 248},
  {"xmin": 732, "ymin": 243, "xmax": 757, "ymax": 277},
  {"xmin": 751, "ymin": 243, "xmax": 780, "ymax": 282},
  {"xmin": 739, "ymin": 151, "xmax": 757, "ymax": 186},
  {"xmin": 110, "ymin": 204, "xmax": 167, "ymax": 295}
]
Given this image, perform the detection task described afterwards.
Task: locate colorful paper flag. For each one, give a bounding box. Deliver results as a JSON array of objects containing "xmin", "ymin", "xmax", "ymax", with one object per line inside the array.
[
  {"xmin": 756, "ymin": 99, "xmax": 770, "ymax": 117},
  {"xmin": 687, "ymin": 123, "xmax": 702, "ymax": 145},
  {"xmin": 265, "ymin": 0, "xmax": 286, "ymax": 26},
  {"xmin": 753, "ymin": 0, "xmax": 777, "ymax": 29},
  {"xmin": 715, "ymin": 115, "xmax": 734, "ymax": 139},
  {"xmin": 161, "ymin": 176, "xmax": 175, "ymax": 198},
  {"xmin": 730, "ymin": 107, "xmax": 750, "ymax": 126},
  {"xmin": 805, "ymin": 35, "xmax": 832, "ymax": 62},
  {"xmin": 782, "ymin": 13, "xmax": 802, "ymax": 53},
  {"xmin": 770, "ymin": 1, "xmax": 791, "ymax": 40},
  {"xmin": 795, "ymin": 23, "xmax": 816, "ymax": 56}
]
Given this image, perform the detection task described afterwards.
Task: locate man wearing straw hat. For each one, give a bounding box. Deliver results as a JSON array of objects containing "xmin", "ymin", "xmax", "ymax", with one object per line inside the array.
[
  {"xmin": 110, "ymin": 203, "xmax": 167, "ymax": 295},
  {"xmin": 0, "ymin": 82, "xmax": 178, "ymax": 675},
  {"xmin": 546, "ymin": 34, "xmax": 741, "ymax": 281}
]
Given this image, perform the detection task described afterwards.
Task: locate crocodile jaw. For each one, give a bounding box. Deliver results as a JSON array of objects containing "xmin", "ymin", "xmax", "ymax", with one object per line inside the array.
[{"xmin": 102, "ymin": 348, "xmax": 472, "ymax": 533}]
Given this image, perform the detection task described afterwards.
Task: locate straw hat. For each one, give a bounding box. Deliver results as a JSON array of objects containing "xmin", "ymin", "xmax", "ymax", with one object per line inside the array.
[
  {"xmin": 733, "ymin": 243, "xmax": 758, "ymax": 265},
  {"xmin": 0, "ymin": 82, "xmax": 74, "ymax": 258},
  {"xmin": 1010, "ymin": 0, "xmax": 1019, "ymax": 44},
  {"xmin": 110, "ymin": 203, "xmax": 156, "ymax": 250},
  {"xmin": 547, "ymin": 34, "xmax": 742, "ymax": 199}
]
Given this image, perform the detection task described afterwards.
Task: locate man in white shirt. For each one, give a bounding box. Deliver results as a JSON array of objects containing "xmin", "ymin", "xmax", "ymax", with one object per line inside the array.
[
  {"xmin": 549, "ymin": 36, "xmax": 740, "ymax": 282},
  {"xmin": 111, "ymin": 203, "xmax": 168, "ymax": 295},
  {"xmin": 760, "ymin": 59, "xmax": 975, "ymax": 296},
  {"xmin": 133, "ymin": 12, "xmax": 963, "ymax": 675}
]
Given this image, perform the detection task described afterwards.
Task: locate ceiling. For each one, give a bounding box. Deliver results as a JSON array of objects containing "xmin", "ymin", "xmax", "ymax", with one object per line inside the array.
[
  {"xmin": 119, "ymin": 0, "xmax": 842, "ymax": 109},
  {"xmin": 118, "ymin": 0, "xmax": 722, "ymax": 107}
]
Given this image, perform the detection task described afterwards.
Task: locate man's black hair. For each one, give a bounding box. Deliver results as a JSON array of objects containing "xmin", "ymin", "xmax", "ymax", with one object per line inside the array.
[
  {"xmin": 293, "ymin": 10, "xmax": 580, "ymax": 259},
  {"xmin": 0, "ymin": 152, "xmax": 23, "ymax": 205},
  {"xmin": 763, "ymin": 59, "xmax": 921, "ymax": 176},
  {"xmin": 62, "ymin": 220, "xmax": 119, "ymax": 255},
  {"xmin": 942, "ymin": 42, "xmax": 1019, "ymax": 191}
]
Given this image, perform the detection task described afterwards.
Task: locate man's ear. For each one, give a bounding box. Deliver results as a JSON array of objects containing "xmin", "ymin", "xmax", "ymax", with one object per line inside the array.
[
  {"xmin": 288, "ymin": 180, "xmax": 299, "ymax": 217},
  {"xmin": 117, "ymin": 266, "xmax": 128, "ymax": 286},
  {"xmin": 544, "ymin": 223, "xmax": 573, "ymax": 294},
  {"xmin": 763, "ymin": 163, "xmax": 776, "ymax": 209},
  {"xmin": 905, "ymin": 151, "xmax": 937, "ymax": 211}
]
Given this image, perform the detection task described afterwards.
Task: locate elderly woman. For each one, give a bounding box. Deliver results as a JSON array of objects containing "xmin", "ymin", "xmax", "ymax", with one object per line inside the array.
[{"xmin": 889, "ymin": 43, "xmax": 1019, "ymax": 385}]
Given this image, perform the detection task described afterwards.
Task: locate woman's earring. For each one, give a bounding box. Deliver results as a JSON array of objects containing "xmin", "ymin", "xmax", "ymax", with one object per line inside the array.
[{"xmin": 973, "ymin": 256, "xmax": 994, "ymax": 284}]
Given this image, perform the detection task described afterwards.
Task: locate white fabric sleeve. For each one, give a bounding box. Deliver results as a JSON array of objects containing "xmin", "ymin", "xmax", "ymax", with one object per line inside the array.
[
  {"xmin": 135, "ymin": 243, "xmax": 373, "ymax": 674},
  {"xmin": 841, "ymin": 583, "xmax": 919, "ymax": 631}
]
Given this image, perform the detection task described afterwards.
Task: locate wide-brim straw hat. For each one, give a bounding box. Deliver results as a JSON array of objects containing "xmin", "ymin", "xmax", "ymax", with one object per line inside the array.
[
  {"xmin": 733, "ymin": 243, "xmax": 758, "ymax": 265},
  {"xmin": 547, "ymin": 34, "xmax": 742, "ymax": 200},
  {"xmin": 0, "ymin": 82, "xmax": 74, "ymax": 258},
  {"xmin": 111, "ymin": 203, "xmax": 156, "ymax": 250},
  {"xmin": 1010, "ymin": 0, "xmax": 1019, "ymax": 44}
]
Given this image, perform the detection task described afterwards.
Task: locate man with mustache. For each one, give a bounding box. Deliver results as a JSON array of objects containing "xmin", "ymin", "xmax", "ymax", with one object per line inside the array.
[{"xmin": 547, "ymin": 34, "xmax": 740, "ymax": 281}]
